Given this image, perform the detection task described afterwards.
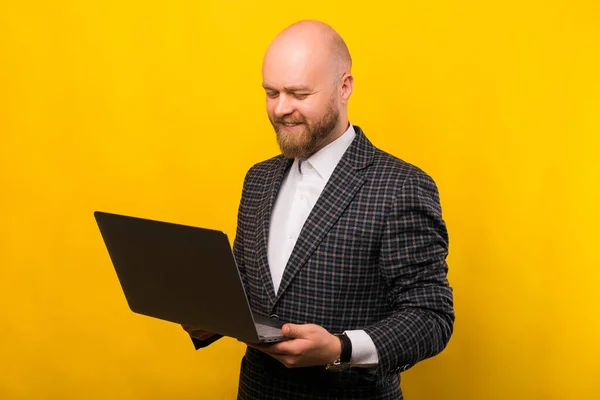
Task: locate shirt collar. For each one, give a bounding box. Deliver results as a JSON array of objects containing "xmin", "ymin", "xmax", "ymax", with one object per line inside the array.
[{"xmin": 298, "ymin": 122, "xmax": 356, "ymax": 181}]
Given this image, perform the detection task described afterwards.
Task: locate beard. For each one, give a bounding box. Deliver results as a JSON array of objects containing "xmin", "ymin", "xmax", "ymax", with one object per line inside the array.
[{"xmin": 270, "ymin": 103, "xmax": 339, "ymax": 159}]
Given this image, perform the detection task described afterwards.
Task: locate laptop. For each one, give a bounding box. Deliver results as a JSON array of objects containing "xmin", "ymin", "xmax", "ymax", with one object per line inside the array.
[{"xmin": 94, "ymin": 211, "xmax": 286, "ymax": 344}]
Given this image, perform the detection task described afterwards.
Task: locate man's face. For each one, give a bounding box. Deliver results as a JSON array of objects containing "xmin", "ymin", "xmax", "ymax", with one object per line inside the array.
[{"xmin": 262, "ymin": 48, "xmax": 340, "ymax": 159}]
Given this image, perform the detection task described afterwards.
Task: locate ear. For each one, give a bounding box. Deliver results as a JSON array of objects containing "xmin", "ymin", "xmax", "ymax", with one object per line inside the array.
[{"xmin": 340, "ymin": 73, "xmax": 354, "ymax": 104}]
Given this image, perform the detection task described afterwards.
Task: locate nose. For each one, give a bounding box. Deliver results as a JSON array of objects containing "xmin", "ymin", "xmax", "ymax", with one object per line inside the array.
[{"xmin": 274, "ymin": 94, "xmax": 294, "ymax": 118}]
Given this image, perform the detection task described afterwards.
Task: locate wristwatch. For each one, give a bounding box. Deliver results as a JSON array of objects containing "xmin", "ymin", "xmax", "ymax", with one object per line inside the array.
[{"xmin": 326, "ymin": 333, "xmax": 352, "ymax": 371}]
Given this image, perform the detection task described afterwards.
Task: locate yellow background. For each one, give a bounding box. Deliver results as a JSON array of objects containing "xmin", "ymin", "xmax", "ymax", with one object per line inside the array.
[{"xmin": 1, "ymin": 0, "xmax": 599, "ymax": 398}]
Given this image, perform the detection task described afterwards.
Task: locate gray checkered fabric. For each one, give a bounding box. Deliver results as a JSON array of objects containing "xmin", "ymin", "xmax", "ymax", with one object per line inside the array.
[{"xmin": 196, "ymin": 126, "xmax": 454, "ymax": 399}]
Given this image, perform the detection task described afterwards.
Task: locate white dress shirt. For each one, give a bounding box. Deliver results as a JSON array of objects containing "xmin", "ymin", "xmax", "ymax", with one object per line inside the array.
[{"xmin": 267, "ymin": 123, "xmax": 379, "ymax": 366}]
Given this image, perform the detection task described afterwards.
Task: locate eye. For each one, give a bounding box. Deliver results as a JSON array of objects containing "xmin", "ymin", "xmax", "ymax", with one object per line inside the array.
[
  {"xmin": 266, "ymin": 91, "xmax": 279, "ymax": 99},
  {"xmin": 293, "ymin": 93, "xmax": 309, "ymax": 100}
]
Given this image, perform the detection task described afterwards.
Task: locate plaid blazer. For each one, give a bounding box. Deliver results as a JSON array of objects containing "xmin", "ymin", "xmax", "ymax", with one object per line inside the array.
[{"xmin": 195, "ymin": 126, "xmax": 454, "ymax": 399}]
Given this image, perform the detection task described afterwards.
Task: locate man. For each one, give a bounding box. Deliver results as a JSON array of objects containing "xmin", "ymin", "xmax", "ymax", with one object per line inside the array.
[{"xmin": 183, "ymin": 20, "xmax": 454, "ymax": 399}]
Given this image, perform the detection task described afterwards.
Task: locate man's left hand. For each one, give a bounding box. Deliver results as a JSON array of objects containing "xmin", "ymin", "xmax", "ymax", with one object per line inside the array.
[{"xmin": 245, "ymin": 323, "xmax": 342, "ymax": 368}]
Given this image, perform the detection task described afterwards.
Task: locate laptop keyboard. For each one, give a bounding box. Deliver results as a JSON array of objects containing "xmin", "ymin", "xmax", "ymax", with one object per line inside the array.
[{"xmin": 256, "ymin": 323, "xmax": 283, "ymax": 337}]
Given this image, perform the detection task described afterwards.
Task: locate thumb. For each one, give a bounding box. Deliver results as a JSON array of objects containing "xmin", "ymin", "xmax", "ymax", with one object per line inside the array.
[{"xmin": 282, "ymin": 323, "xmax": 307, "ymax": 339}]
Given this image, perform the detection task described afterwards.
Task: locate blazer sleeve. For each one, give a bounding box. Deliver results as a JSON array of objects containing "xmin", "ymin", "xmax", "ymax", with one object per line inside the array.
[
  {"xmin": 363, "ymin": 169, "xmax": 455, "ymax": 377},
  {"xmin": 190, "ymin": 168, "xmax": 252, "ymax": 350}
]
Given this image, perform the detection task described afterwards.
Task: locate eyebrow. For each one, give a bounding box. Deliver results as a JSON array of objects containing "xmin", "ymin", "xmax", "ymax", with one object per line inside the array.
[{"xmin": 262, "ymin": 84, "xmax": 312, "ymax": 92}]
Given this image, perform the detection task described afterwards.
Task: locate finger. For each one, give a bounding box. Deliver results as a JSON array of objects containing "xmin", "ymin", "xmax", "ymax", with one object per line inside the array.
[
  {"xmin": 282, "ymin": 323, "xmax": 313, "ymax": 339},
  {"xmin": 261, "ymin": 340, "xmax": 305, "ymax": 357},
  {"xmin": 282, "ymin": 324, "xmax": 295, "ymax": 338},
  {"xmin": 246, "ymin": 344, "xmax": 278, "ymax": 358},
  {"xmin": 244, "ymin": 342, "xmax": 282, "ymax": 351},
  {"xmin": 245, "ymin": 347, "xmax": 292, "ymax": 367},
  {"xmin": 244, "ymin": 344, "xmax": 302, "ymax": 368},
  {"xmin": 246, "ymin": 342, "xmax": 287, "ymax": 356}
]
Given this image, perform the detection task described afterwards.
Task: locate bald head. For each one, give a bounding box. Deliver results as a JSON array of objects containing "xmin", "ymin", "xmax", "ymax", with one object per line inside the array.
[{"xmin": 264, "ymin": 20, "xmax": 352, "ymax": 79}]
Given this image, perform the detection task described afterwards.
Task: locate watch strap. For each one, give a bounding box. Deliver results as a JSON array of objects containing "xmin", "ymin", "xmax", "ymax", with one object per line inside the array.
[{"xmin": 335, "ymin": 332, "xmax": 352, "ymax": 363}]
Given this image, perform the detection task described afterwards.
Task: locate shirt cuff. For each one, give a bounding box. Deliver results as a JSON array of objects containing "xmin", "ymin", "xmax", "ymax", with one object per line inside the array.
[{"xmin": 344, "ymin": 329, "xmax": 379, "ymax": 367}]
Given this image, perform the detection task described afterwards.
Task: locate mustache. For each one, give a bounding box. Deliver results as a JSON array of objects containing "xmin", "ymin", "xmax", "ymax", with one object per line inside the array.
[{"xmin": 274, "ymin": 116, "xmax": 306, "ymax": 124}]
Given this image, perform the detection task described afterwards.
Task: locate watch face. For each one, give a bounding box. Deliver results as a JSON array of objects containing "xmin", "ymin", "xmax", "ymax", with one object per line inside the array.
[{"xmin": 326, "ymin": 362, "xmax": 351, "ymax": 372}]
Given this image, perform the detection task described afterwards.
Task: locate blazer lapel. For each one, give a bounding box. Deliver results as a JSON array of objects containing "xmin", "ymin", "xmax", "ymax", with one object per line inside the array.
[
  {"xmin": 274, "ymin": 127, "xmax": 375, "ymax": 304},
  {"xmin": 256, "ymin": 156, "xmax": 293, "ymax": 306}
]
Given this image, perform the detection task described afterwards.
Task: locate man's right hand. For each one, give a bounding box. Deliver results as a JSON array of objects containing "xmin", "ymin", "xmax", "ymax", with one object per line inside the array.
[{"xmin": 181, "ymin": 324, "xmax": 214, "ymax": 341}]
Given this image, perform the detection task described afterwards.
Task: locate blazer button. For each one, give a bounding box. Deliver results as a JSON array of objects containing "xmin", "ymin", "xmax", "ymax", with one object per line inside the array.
[{"xmin": 269, "ymin": 314, "xmax": 279, "ymax": 320}]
